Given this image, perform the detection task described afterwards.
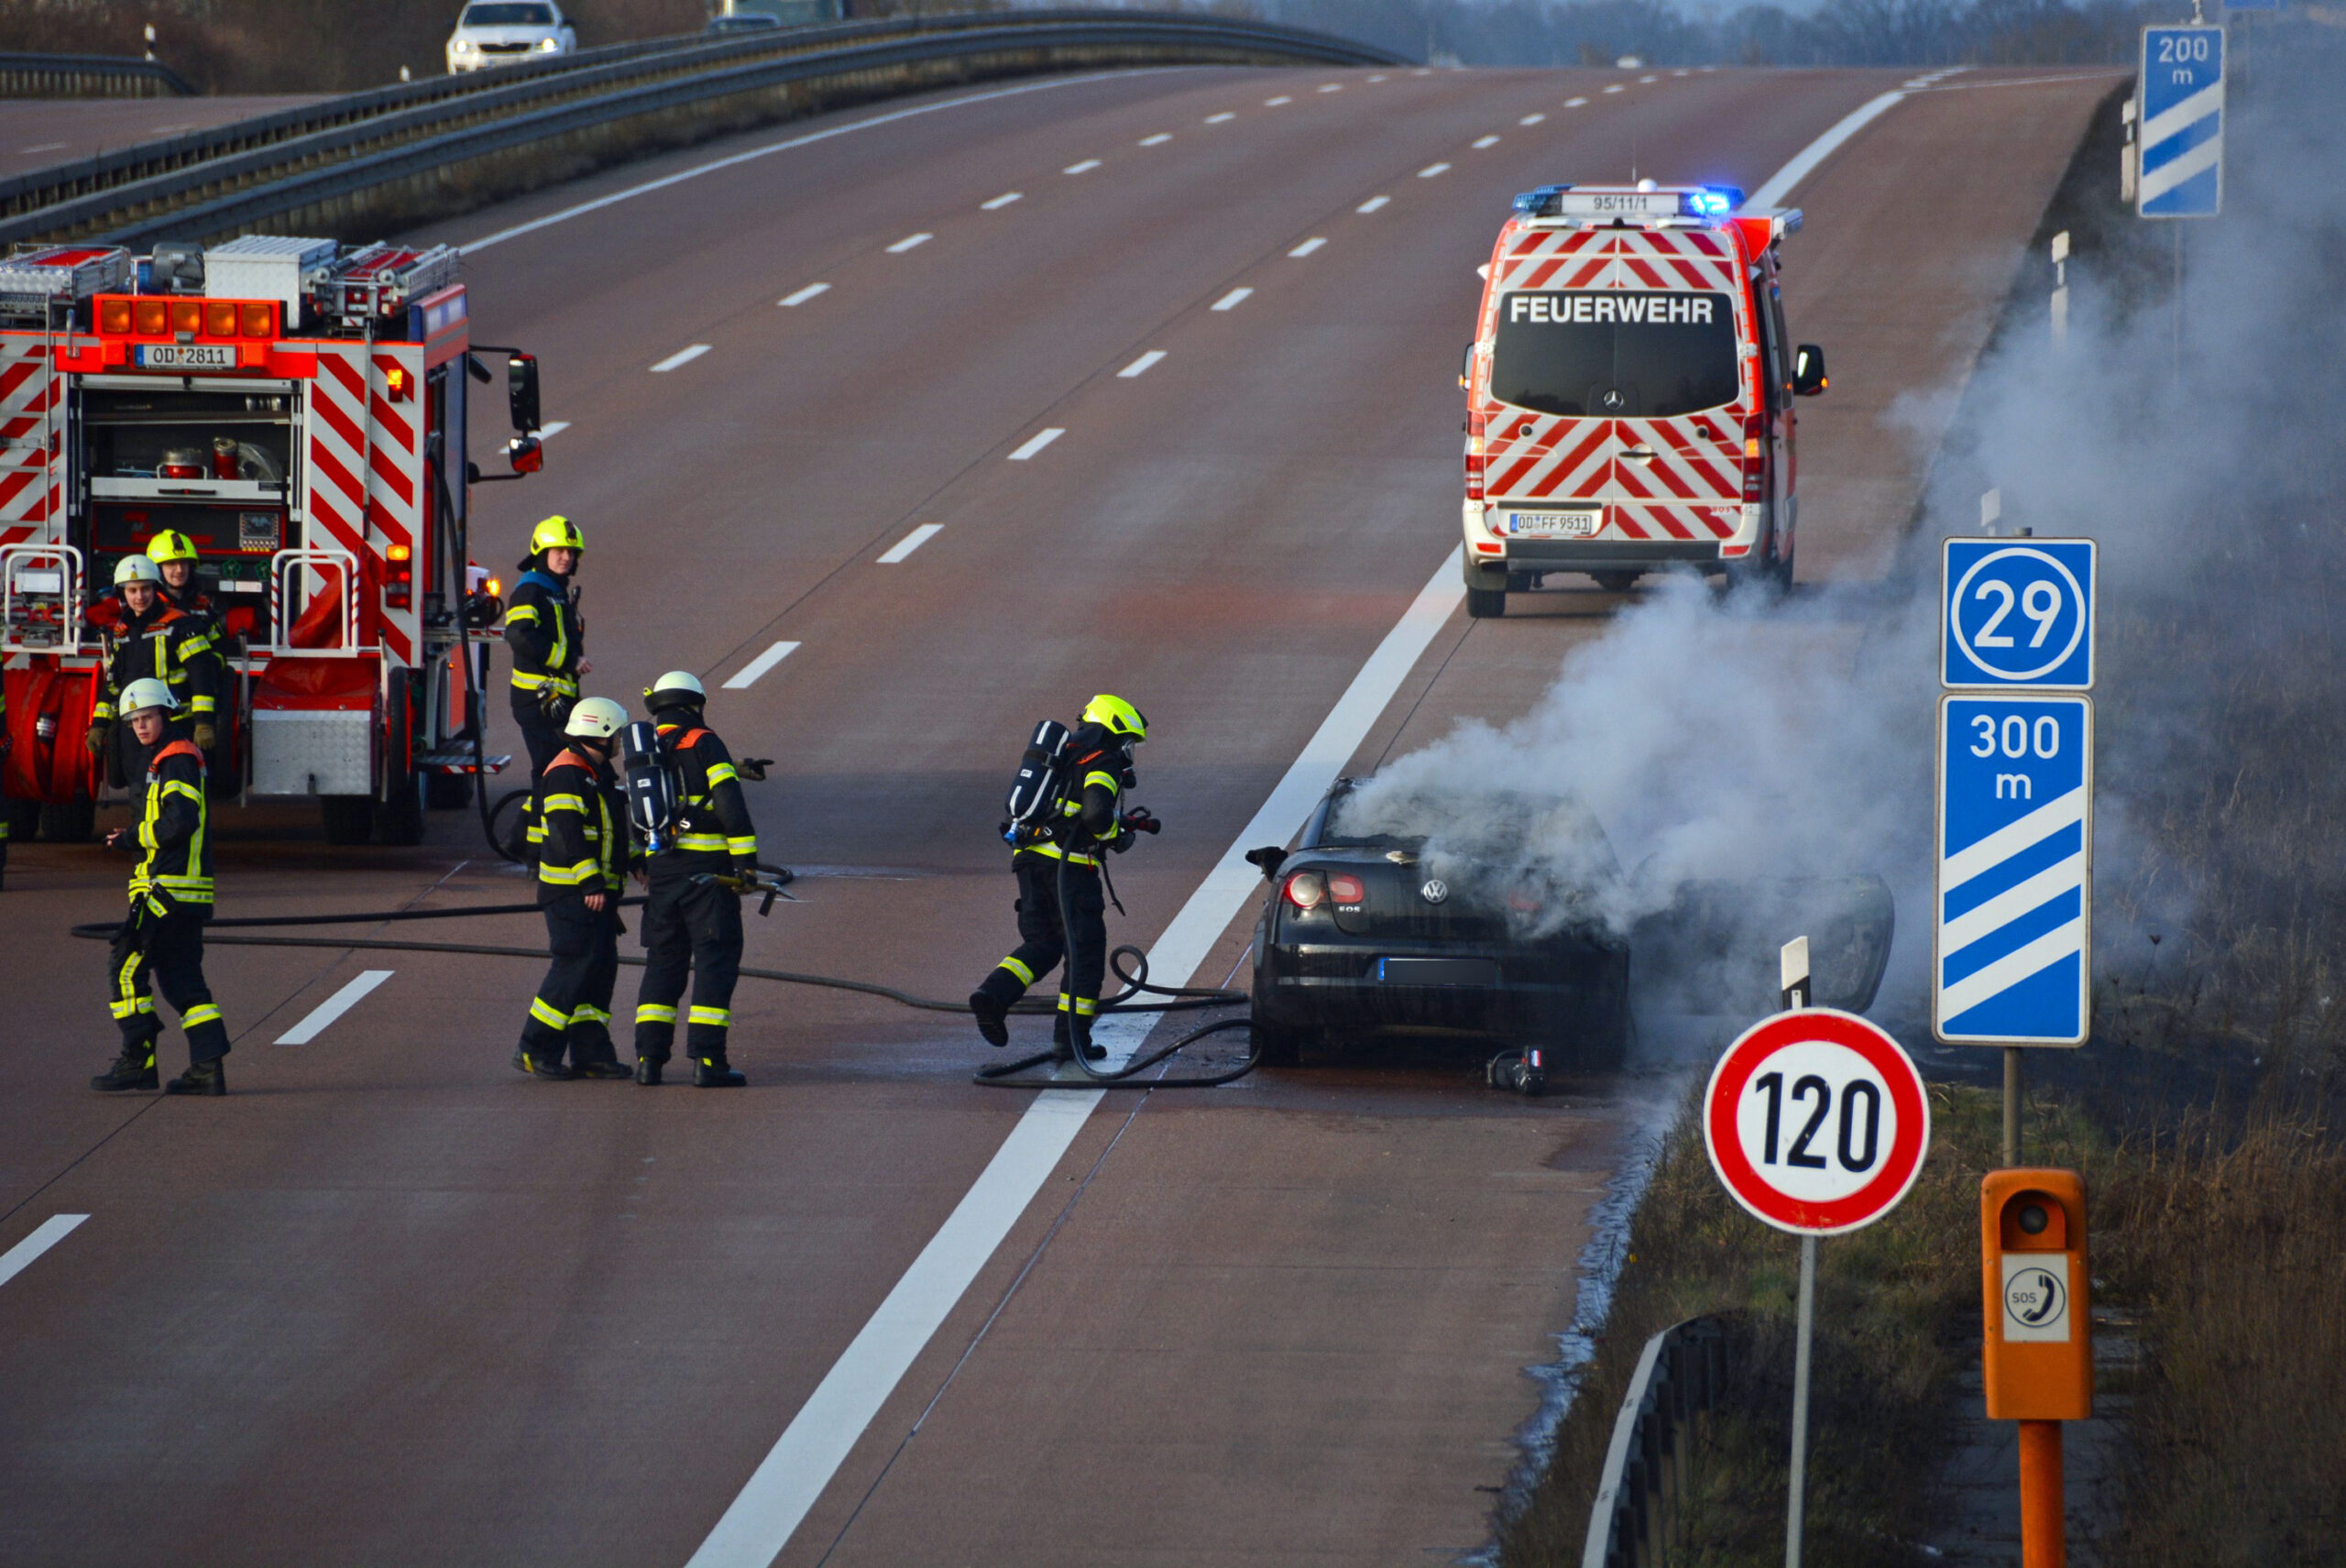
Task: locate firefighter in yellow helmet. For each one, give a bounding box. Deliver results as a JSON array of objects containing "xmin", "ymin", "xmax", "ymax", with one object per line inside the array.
[
  {"xmin": 503, "ymin": 515, "xmax": 589, "ymax": 782},
  {"xmin": 970, "ymin": 694, "xmax": 1159, "ymax": 1061},
  {"xmin": 145, "ymin": 528, "xmax": 232, "ymax": 762},
  {"xmin": 87, "ymin": 555, "xmax": 219, "ymax": 791},
  {"xmin": 514, "ymin": 696, "xmax": 634, "ymax": 1080},
  {"xmin": 91, "ymin": 679, "xmax": 231, "ymax": 1095}
]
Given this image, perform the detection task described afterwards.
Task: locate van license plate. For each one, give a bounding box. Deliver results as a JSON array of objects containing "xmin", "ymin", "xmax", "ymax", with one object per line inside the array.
[
  {"xmin": 133, "ymin": 344, "xmax": 237, "ymax": 371},
  {"xmin": 1507, "ymin": 510, "xmax": 1600, "ymax": 537}
]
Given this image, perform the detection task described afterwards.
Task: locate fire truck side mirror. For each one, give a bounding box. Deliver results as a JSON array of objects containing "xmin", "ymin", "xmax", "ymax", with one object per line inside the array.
[
  {"xmin": 1980, "ymin": 1168, "xmax": 2091, "ymax": 1421},
  {"xmin": 1792, "ymin": 344, "xmax": 1828, "ymax": 396},
  {"xmin": 507, "ymin": 353, "xmax": 542, "ymax": 434}
]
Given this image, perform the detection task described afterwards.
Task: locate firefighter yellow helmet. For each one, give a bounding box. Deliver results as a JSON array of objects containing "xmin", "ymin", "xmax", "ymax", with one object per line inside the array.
[
  {"xmin": 644, "ymin": 670, "xmax": 706, "ymax": 712},
  {"xmin": 113, "ymin": 554, "xmax": 162, "ymax": 586},
  {"xmin": 118, "ymin": 677, "xmax": 179, "ymax": 717},
  {"xmin": 146, "ymin": 530, "xmax": 200, "ymax": 565},
  {"xmin": 565, "ymin": 696, "xmax": 628, "ymax": 739},
  {"xmin": 1082, "ymin": 693, "xmax": 1148, "ymax": 741},
  {"xmin": 529, "ymin": 515, "xmax": 584, "ymax": 554}
]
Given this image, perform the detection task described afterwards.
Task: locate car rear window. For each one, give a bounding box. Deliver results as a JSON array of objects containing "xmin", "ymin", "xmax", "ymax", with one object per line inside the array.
[
  {"xmin": 464, "ymin": 3, "xmax": 556, "ymax": 23},
  {"xmin": 1491, "ymin": 290, "xmax": 1739, "ymax": 418}
]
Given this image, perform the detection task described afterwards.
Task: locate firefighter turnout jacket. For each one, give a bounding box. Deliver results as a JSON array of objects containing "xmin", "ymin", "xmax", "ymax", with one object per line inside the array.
[
  {"xmin": 533, "ymin": 746, "xmax": 628, "ymax": 901},
  {"xmin": 504, "ymin": 569, "xmax": 584, "ymax": 707},
  {"xmin": 130, "ymin": 739, "xmax": 214, "ymax": 913},
  {"xmin": 647, "ymin": 721, "xmax": 758, "ymax": 875},
  {"xmin": 1017, "ymin": 729, "xmax": 1129, "ymax": 869},
  {"xmin": 92, "ymin": 602, "xmax": 219, "ymax": 728}
]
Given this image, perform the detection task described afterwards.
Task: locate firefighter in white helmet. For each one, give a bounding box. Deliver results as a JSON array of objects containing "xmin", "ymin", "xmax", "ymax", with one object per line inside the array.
[
  {"xmin": 91, "ymin": 679, "xmax": 232, "ymax": 1095},
  {"xmin": 513, "ymin": 696, "xmax": 634, "ymax": 1080}
]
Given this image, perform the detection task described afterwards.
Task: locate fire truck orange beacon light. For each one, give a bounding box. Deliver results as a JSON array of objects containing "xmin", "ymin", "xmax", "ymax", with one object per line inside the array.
[
  {"xmin": 170, "ymin": 299, "xmax": 201, "ymax": 335},
  {"xmin": 98, "ymin": 299, "xmax": 130, "ymax": 334},
  {"xmin": 388, "ymin": 543, "xmax": 411, "ymax": 562},
  {"xmin": 132, "ymin": 299, "xmax": 167, "ymax": 335},
  {"xmin": 241, "ymin": 302, "xmax": 272, "ymax": 337},
  {"xmin": 385, "ymin": 366, "xmax": 411, "ymax": 400},
  {"xmin": 204, "ymin": 302, "xmax": 236, "ymax": 336}
]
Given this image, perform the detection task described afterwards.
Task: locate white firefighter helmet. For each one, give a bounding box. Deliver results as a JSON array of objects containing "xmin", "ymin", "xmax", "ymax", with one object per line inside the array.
[
  {"xmin": 644, "ymin": 670, "xmax": 706, "ymax": 712},
  {"xmin": 565, "ymin": 696, "xmax": 629, "ymax": 739},
  {"xmin": 114, "ymin": 554, "xmax": 163, "ymax": 586},
  {"xmin": 118, "ymin": 678, "xmax": 180, "ymax": 718}
]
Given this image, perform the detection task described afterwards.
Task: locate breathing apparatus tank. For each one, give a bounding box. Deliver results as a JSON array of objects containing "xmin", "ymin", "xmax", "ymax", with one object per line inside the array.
[
  {"xmin": 1001, "ymin": 718, "xmax": 1071, "ymax": 849},
  {"xmin": 621, "ymin": 719, "xmax": 679, "ymax": 854}
]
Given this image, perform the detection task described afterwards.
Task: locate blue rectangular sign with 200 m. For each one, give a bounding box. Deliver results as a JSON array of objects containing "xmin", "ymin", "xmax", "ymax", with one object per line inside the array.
[
  {"xmin": 2138, "ymin": 26, "xmax": 2224, "ymax": 218},
  {"xmin": 1935, "ymin": 695, "xmax": 2093, "ymax": 1046}
]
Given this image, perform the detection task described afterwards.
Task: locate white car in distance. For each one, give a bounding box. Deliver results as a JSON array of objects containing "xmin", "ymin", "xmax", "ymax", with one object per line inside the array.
[{"xmin": 445, "ymin": 1, "xmax": 577, "ymax": 73}]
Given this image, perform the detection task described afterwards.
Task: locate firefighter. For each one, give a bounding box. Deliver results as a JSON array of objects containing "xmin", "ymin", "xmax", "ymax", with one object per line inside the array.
[
  {"xmin": 630, "ymin": 671, "xmax": 760, "ymax": 1088},
  {"xmin": 86, "ymin": 556, "xmax": 219, "ymax": 791},
  {"xmin": 970, "ymin": 695, "xmax": 1158, "ymax": 1061},
  {"xmin": 146, "ymin": 529, "xmax": 237, "ymax": 764},
  {"xmin": 503, "ymin": 515, "xmax": 589, "ymax": 782},
  {"xmin": 90, "ymin": 678, "xmax": 231, "ymax": 1096},
  {"xmin": 514, "ymin": 696, "xmax": 632, "ymax": 1080}
]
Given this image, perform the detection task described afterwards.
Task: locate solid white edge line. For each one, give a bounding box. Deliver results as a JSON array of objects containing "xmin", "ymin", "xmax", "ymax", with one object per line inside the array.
[
  {"xmin": 0, "ymin": 1214, "xmax": 88, "ymax": 1292},
  {"xmin": 1006, "ymin": 428, "xmax": 1063, "ymax": 461},
  {"xmin": 1743, "ymin": 89, "xmax": 1908, "ymax": 210},
  {"xmin": 722, "ymin": 641, "xmax": 800, "ymax": 689},
  {"xmin": 651, "ymin": 345, "xmax": 711, "ymax": 373},
  {"xmin": 460, "ymin": 74, "xmax": 1128, "ymax": 255},
  {"xmin": 1210, "ymin": 287, "xmax": 1253, "ymax": 312},
  {"xmin": 779, "ymin": 283, "xmax": 830, "ymax": 306},
  {"xmin": 875, "ymin": 523, "xmax": 944, "ymax": 565},
  {"xmin": 1116, "ymin": 350, "xmax": 1166, "ymax": 378},
  {"xmin": 274, "ymin": 970, "xmax": 393, "ymax": 1046},
  {"xmin": 682, "ymin": 550, "xmax": 1467, "ymax": 1568}
]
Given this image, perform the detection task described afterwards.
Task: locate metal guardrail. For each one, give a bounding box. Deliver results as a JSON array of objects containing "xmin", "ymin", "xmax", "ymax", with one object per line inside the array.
[
  {"xmin": 1581, "ymin": 1316, "xmax": 1736, "ymax": 1568},
  {"xmin": 0, "ymin": 51, "xmax": 193, "ymax": 100},
  {"xmin": 0, "ymin": 11, "xmax": 1402, "ymax": 245}
]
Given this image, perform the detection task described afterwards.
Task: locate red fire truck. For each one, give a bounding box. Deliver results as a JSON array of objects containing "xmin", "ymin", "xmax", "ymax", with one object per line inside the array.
[
  {"xmin": 1461, "ymin": 182, "xmax": 1827, "ymax": 616},
  {"xmin": 0, "ymin": 236, "xmax": 544, "ymax": 845}
]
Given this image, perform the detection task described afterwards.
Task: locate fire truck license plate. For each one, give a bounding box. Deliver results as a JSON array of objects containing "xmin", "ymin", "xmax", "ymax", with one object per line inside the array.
[
  {"xmin": 1507, "ymin": 510, "xmax": 1601, "ymax": 537},
  {"xmin": 133, "ymin": 344, "xmax": 237, "ymax": 370}
]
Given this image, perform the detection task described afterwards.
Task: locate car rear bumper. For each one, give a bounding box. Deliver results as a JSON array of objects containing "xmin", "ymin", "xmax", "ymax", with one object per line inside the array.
[{"xmin": 1256, "ymin": 942, "xmax": 1625, "ymax": 1038}]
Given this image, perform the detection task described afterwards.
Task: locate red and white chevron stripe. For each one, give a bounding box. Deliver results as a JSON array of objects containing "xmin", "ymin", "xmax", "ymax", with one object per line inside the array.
[
  {"xmin": 302, "ymin": 342, "xmax": 424, "ymax": 664},
  {"xmin": 0, "ymin": 337, "xmax": 62, "ymax": 553}
]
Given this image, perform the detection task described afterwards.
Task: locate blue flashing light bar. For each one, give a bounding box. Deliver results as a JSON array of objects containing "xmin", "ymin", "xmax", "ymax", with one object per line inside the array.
[{"xmin": 1510, "ymin": 184, "xmax": 1748, "ymax": 220}]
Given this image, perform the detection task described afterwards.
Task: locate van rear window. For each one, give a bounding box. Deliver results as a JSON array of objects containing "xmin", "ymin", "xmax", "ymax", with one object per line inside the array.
[{"xmin": 1492, "ymin": 290, "xmax": 1739, "ymax": 418}]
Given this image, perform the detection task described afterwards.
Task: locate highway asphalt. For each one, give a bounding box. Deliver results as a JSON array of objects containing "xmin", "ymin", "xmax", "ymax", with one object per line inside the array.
[
  {"xmin": 0, "ymin": 94, "xmax": 324, "ymax": 181},
  {"xmin": 0, "ymin": 61, "xmax": 2114, "ymax": 1566}
]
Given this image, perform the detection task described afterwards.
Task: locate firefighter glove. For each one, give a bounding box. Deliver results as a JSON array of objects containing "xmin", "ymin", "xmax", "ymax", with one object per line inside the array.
[
  {"xmin": 192, "ymin": 720, "xmax": 216, "ymax": 751},
  {"xmin": 732, "ymin": 853, "xmax": 762, "ymax": 877},
  {"xmin": 84, "ymin": 721, "xmax": 110, "ymax": 758}
]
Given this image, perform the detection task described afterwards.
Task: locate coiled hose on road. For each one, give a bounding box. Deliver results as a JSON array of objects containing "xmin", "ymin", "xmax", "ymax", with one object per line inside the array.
[{"xmin": 67, "ymin": 894, "xmax": 1260, "ymax": 1088}]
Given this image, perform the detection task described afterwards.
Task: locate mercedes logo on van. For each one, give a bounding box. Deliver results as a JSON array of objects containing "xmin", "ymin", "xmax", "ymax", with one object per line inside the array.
[
  {"xmin": 1602, "ymin": 389, "xmax": 1624, "ymax": 410},
  {"xmin": 1420, "ymin": 879, "xmax": 1450, "ymax": 905}
]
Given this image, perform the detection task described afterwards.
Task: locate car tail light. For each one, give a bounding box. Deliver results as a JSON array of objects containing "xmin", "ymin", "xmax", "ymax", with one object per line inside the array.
[
  {"xmin": 170, "ymin": 299, "xmax": 202, "ymax": 335},
  {"xmin": 98, "ymin": 299, "xmax": 130, "ymax": 334},
  {"xmin": 241, "ymin": 302, "xmax": 274, "ymax": 337},
  {"xmin": 1281, "ymin": 871, "xmax": 1327, "ymax": 910},
  {"xmin": 203, "ymin": 302, "xmax": 236, "ymax": 336},
  {"xmin": 1464, "ymin": 411, "xmax": 1486, "ymax": 501},
  {"xmin": 1327, "ymin": 872, "xmax": 1366, "ymax": 905},
  {"xmin": 1742, "ymin": 416, "xmax": 1767, "ymax": 502},
  {"xmin": 1507, "ymin": 888, "xmax": 1540, "ymax": 914},
  {"xmin": 132, "ymin": 299, "xmax": 167, "ymax": 335}
]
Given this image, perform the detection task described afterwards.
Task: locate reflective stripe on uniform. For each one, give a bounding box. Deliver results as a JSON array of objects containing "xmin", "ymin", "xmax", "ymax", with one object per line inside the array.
[
  {"xmin": 636, "ymin": 1003, "xmax": 678, "ymax": 1025},
  {"xmin": 570, "ymin": 1003, "xmax": 610, "ymax": 1026},
  {"xmin": 1023, "ymin": 840, "xmax": 1101, "ymax": 867},
  {"xmin": 999, "ymin": 956, "xmax": 1036, "ymax": 985},
  {"xmin": 726, "ymin": 836, "xmax": 758, "ymax": 857},
  {"xmin": 1056, "ymin": 994, "xmax": 1100, "ymax": 1016},
  {"xmin": 704, "ymin": 762, "xmax": 738, "ymax": 785},
  {"xmin": 539, "ymin": 859, "xmax": 597, "ymax": 885},
  {"xmin": 510, "ymin": 670, "xmax": 580, "ymax": 696},
  {"xmin": 529, "ymin": 996, "xmax": 569, "ymax": 1029},
  {"xmin": 674, "ymin": 833, "xmax": 730, "ymax": 852},
  {"xmin": 687, "ymin": 1005, "xmax": 730, "ymax": 1027},
  {"xmin": 181, "ymin": 1003, "xmax": 223, "ymax": 1029}
]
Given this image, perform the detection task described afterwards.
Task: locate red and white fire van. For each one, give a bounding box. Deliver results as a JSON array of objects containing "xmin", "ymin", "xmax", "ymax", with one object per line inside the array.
[
  {"xmin": 0, "ymin": 236, "xmax": 545, "ymax": 844},
  {"xmin": 1460, "ymin": 182, "xmax": 1826, "ymax": 616}
]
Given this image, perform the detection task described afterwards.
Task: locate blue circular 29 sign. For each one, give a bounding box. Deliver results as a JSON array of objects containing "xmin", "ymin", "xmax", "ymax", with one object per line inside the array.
[{"xmin": 1942, "ymin": 539, "xmax": 2096, "ymax": 689}]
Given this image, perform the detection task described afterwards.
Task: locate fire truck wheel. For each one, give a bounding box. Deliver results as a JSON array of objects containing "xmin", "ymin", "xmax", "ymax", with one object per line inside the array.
[
  {"xmin": 1464, "ymin": 587, "xmax": 1507, "ymax": 620},
  {"xmin": 38, "ymin": 796, "xmax": 95, "ymax": 843},
  {"xmin": 378, "ymin": 772, "xmax": 426, "ymax": 848},
  {"xmin": 320, "ymin": 795, "xmax": 376, "ymax": 846},
  {"xmin": 426, "ymin": 773, "xmax": 475, "ymax": 810}
]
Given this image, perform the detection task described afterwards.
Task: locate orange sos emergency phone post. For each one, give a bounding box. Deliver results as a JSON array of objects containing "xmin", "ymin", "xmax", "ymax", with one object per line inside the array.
[{"xmin": 1981, "ymin": 1168, "xmax": 2090, "ymax": 1568}]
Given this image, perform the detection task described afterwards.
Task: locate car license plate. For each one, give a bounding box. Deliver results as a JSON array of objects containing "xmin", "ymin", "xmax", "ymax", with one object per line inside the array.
[
  {"xmin": 133, "ymin": 344, "xmax": 237, "ymax": 371},
  {"xmin": 1507, "ymin": 509, "xmax": 1600, "ymax": 538},
  {"xmin": 1376, "ymin": 957, "xmax": 1501, "ymax": 986}
]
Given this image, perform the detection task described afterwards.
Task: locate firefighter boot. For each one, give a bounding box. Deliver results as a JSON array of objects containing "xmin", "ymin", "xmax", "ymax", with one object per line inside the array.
[
  {"xmin": 163, "ymin": 1058, "xmax": 225, "ymax": 1097},
  {"xmin": 1067, "ymin": 1011, "xmax": 1106, "ymax": 1064},
  {"xmin": 969, "ymin": 990, "xmax": 1010, "ymax": 1048},
  {"xmin": 634, "ymin": 1048, "xmax": 668, "ymax": 1086},
  {"xmin": 692, "ymin": 1052, "xmax": 746, "ymax": 1089},
  {"xmin": 572, "ymin": 1037, "xmax": 632, "ymax": 1080},
  {"xmin": 91, "ymin": 1045, "xmax": 159, "ymax": 1091},
  {"xmin": 511, "ymin": 1047, "xmax": 575, "ymax": 1080}
]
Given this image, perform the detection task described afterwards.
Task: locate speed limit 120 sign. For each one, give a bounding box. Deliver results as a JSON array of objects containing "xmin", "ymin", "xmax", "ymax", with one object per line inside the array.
[{"xmin": 1704, "ymin": 1009, "xmax": 1932, "ymax": 1235}]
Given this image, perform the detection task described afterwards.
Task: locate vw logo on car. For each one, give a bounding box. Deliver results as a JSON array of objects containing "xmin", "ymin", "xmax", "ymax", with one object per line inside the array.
[{"xmin": 1420, "ymin": 878, "xmax": 1450, "ymax": 905}]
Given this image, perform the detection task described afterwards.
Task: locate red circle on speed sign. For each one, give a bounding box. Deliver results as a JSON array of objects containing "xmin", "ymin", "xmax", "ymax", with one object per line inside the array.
[{"xmin": 1704, "ymin": 1008, "xmax": 1931, "ymax": 1234}]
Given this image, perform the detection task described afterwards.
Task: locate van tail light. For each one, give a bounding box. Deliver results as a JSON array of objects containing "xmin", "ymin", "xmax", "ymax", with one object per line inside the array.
[
  {"xmin": 1742, "ymin": 416, "xmax": 1767, "ymax": 501},
  {"xmin": 1464, "ymin": 411, "xmax": 1487, "ymax": 500},
  {"xmin": 1327, "ymin": 872, "xmax": 1366, "ymax": 905},
  {"xmin": 1282, "ymin": 871, "xmax": 1328, "ymax": 910}
]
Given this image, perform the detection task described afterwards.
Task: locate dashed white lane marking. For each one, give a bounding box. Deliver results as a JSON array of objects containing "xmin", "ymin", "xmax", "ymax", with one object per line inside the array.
[
  {"xmin": 682, "ymin": 550, "xmax": 1470, "ymax": 1568},
  {"xmin": 885, "ymin": 232, "xmax": 932, "ymax": 253},
  {"xmin": 274, "ymin": 970, "xmax": 393, "ymax": 1046},
  {"xmin": 1210, "ymin": 287, "xmax": 1253, "ymax": 312},
  {"xmin": 1138, "ymin": 133, "xmax": 1171, "ymax": 146},
  {"xmin": 1674, "ymin": 69, "xmax": 1691, "ymax": 76},
  {"xmin": 875, "ymin": 524, "xmax": 943, "ymax": 565},
  {"xmin": 463, "ymin": 74, "xmax": 1124, "ymax": 255},
  {"xmin": 1062, "ymin": 159, "xmax": 1102, "ymax": 174},
  {"xmin": 1006, "ymin": 428, "xmax": 1063, "ymax": 461},
  {"xmin": 1265, "ymin": 94, "xmax": 1292, "ymax": 105},
  {"xmin": 0, "ymin": 1215, "xmax": 86, "ymax": 1292},
  {"xmin": 1418, "ymin": 161, "xmax": 1451, "ymax": 178},
  {"xmin": 1604, "ymin": 83, "xmax": 1625, "ymax": 93},
  {"xmin": 1640, "ymin": 74, "xmax": 1659, "ymax": 82},
  {"xmin": 650, "ymin": 344, "xmax": 711, "ymax": 372},
  {"xmin": 1472, "ymin": 135, "xmax": 1500, "ymax": 148},
  {"xmin": 1318, "ymin": 82, "xmax": 1342, "ymax": 92},
  {"xmin": 1205, "ymin": 111, "xmax": 1235, "ymax": 123},
  {"xmin": 1566, "ymin": 95, "xmax": 1589, "ymax": 106},
  {"xmin": 1518, "ymin": 112, "xmax": 1546, "ymax": 125},
  {"xmin": 1117, "ymin": 350, "xmax": 1166, "ymax": 378},
  {"xmin": 1356, "ymin": 195, "xmax": 1390, "ymax": 214},
  {"xmin": 722, "ymin": 641, "xmax": 800, "ymax": 689},
  {"xmin": 778, "ymin": 282, "xmax": 830, "ymax": 306},
  {"xmin": 980, "ymin": 192, "xmax": 1022, "ymax": 210},
  {"xmin": 20, "ymin": 141, "xmax": 65, "ymax": 153},
  {"xmin": 534, "ymin": 421, "xmax": 572, "ymax": 439},
  {"xmin": 1288, "ymin": 236, "xmax": 1327, "ymax": 258},
  {"xmin": 1367, "ymin": 72, "xmax": 1387, "ymax": 82}
]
